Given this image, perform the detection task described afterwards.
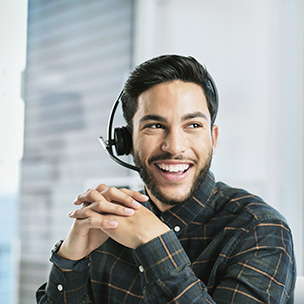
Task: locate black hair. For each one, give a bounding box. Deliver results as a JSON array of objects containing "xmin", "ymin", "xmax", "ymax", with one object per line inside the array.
[{"xmin": 121, "ymin": 54, "xmax": 218, "ymax": 130}]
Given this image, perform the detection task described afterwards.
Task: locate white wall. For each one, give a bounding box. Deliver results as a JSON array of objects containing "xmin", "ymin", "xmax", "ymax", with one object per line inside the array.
[{"xmin": 134, "ymin": 0, "xmax": 304, "ymax": 274}]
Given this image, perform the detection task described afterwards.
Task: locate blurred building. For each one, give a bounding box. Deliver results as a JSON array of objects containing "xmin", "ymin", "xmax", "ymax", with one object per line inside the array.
[{"xmin": 19, "ymin": 1, "xmax": 141, "ymax": 302}]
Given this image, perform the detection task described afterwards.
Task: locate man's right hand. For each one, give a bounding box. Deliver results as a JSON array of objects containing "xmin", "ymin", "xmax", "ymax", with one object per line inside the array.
[{"xmin": 57, "ymin": 184, "xmax": 148, "ymax": 261}]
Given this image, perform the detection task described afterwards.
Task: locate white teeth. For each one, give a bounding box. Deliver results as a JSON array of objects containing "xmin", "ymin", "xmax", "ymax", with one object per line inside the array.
[{"xmin": 157, "ymin": 163, "xmax": 189, "ymax": 172}]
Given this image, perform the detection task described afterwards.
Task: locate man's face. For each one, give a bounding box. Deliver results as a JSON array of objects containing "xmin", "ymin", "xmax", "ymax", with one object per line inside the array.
[{"xmin": 132, "ymin": 80, "xmax": 218, "ymax": 209}]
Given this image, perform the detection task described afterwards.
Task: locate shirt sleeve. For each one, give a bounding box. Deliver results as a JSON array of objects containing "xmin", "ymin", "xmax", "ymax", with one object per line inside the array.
[
  {"xmin": 133, "ymin": 230, "xmax": 216, "ymax": 303},
  {"xmin": 36, "ymin": 264, "xmax": 90, "ymax": 304},
  {"xmin": 212, "ymin": 219, "xmax": 296, "ymax": 303},
  {"xmin": 133, "ymin": 221, "xmax": 296, "ymax": 304}
]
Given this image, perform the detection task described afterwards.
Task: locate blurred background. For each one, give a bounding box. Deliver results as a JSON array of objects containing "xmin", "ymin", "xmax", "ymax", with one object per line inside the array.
[{"xmin": 0, "ymin": 0, "xmax": 303, "ymax": 303}]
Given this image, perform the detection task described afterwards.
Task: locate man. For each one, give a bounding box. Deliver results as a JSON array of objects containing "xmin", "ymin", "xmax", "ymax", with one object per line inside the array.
[{"xmin": 37, "ymin": 55, "xmax": 296, "ymax": 303}]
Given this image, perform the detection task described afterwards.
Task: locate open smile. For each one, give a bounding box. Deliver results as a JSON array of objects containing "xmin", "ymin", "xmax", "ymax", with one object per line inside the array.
[
  {"xmin": 154, "ymin": 161, "xmax": 193, "ymax": 182},
  {"xmin": 156, "ymin": 162, "xmax": 190, "ymax": 173}
]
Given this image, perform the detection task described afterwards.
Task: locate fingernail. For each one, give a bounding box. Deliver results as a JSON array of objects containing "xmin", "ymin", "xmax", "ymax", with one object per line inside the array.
[
  {"xmin": 109, "ymin": 220, "xmax": 118, "ymax": 227},
  {"xmin": 132, "ymin": 200, "xmax": 141, "ymax": 208},
  {"xmin": 124, "ymin": 208, "xmax": 134, "ymax": 215},
  {"xmin": 141, "ymin": 194, "xmax": 149, "ymax": 200},
  {"xmin": 68, "ymin": 211, "xmax": 74, "ymax": 217}
]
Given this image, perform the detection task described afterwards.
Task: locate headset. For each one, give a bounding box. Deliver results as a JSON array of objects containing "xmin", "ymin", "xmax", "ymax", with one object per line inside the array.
[
  {"xmin": 99, "ymin": 90, "xmax": 140, "ymax": 172},
  {"xmin": 99, "ymin": 73, "xmax": 218, "ymax": 172}
]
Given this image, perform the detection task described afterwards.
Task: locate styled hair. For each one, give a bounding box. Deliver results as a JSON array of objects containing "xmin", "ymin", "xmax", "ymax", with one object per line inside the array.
[{"xmin": 121, "ymin": 54, "xmax": 218, "ymax": 130}]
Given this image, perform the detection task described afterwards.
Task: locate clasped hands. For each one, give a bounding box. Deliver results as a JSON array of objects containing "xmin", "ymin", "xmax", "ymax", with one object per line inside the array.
[{"xmin": 58, "ymin": 184, "xmax": 170, "ymax": 261}]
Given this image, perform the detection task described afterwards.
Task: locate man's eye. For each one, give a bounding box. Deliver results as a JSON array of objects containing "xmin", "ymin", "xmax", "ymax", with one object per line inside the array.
[
  {"xmin": 147, "ymin": 123, "xmax": 164, "ymax": 129},
  {"xmin": 188, "ymin": 123, "xmax": 202, "ymax": 128}
]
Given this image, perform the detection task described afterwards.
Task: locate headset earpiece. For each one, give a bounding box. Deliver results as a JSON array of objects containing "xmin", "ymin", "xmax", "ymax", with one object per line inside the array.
[
  {"xmin": 99, "ymin": 91, "xmax": 140, "ymax": 171},
  {"xmin": 114, "ymin": 127, "xmax": 132, "ymax": 155}
]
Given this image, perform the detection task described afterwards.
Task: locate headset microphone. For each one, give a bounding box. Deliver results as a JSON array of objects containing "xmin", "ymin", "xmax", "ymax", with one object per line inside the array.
[{"xmin": 99, "ymin": 91, "xmax": 141, "ymax": 172}]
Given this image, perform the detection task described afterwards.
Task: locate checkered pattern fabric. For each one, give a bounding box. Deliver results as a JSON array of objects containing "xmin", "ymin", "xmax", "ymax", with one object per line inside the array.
[{"xmin": 37, "ymin": 172, "xmax": 296, "ymax": 303}]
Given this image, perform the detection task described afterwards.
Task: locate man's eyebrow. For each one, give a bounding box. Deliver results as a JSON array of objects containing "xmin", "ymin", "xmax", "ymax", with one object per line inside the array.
[
  {"xmin": 182, "ymin": 112, "xmax": 209, "ymax": 121},
  {"xmin": 139, "ymin": 112, "xmax": 209, "ymax": 123},
  {"xmin": 139, "ymin": 115, "xmax": 167, "ymax": 123}
]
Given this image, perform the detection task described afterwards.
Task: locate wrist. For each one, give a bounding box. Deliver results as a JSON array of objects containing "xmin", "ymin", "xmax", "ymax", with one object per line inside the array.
[
  {"xmin": 50, "ymin": 240, "xmax": 91, "ymax": 272},
  {"xmin": 57, "ymin": 239, "xmax": 88, "ymax": 261},
  {"xmin": 57, "ymin": 242, "xmax": 78, "ymax": 260},
  {"xmin": 137, "ymin": 226, "xmax": 170, "ymax": 248}
]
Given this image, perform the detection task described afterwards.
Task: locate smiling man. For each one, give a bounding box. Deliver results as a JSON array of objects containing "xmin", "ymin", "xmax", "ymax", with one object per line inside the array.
[
  {"xmin": 132, "ymin": 80, "xmax": 217, "ymax": 211},
  {"xmin": 37, "ymin": 55, "xmax": 296, "ymax": 303}
]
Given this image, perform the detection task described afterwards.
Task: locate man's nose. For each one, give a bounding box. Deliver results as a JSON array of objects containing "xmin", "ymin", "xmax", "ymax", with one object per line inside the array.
[{"xmin": 161, "ymin": 129, "xmax": 187, "ymax": 155}]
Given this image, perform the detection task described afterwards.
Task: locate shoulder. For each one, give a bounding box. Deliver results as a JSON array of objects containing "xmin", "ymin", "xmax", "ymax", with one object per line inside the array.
[
  {"xmin": 211, "ymin": 181, "xmax": 288, "ymax": 225},
  {"xmin": 210, "ymin": 182, "xmax": 295, "ymax": 266}
]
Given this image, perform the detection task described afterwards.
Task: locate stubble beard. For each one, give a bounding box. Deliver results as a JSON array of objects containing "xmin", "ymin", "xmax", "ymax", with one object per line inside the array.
[{"xmin": 133, "ymin": 149, "xmax": 213, "ymax": 206}]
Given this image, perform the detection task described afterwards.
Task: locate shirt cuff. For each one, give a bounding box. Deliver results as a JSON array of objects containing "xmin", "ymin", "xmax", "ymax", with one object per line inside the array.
[
  {"xmin": 133, "ymin": 230, "xmax": 191, "ymax": 286},
  {"xmin": 46, "ymin": 263, "xmax": 90, "ymax": 303}
]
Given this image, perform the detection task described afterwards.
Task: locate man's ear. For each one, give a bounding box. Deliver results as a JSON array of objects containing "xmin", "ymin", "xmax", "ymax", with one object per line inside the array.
[{"xmin": 211, "ymin": 124, "xmax": 219, "ymax": 154}]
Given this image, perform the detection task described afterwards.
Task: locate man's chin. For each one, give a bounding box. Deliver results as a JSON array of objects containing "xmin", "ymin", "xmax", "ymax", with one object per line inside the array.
[
  {"xmin": 134, "ymin": 149, "xmax": 213, "ymax": 207},
  {"xmin": 149, "ymin": 188, "xmax": 191, "ymax": 206}
]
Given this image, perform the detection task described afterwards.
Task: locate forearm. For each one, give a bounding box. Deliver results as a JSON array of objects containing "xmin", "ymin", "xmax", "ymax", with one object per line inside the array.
[
  {"xmin": 134, "ymin": 230, "xmax": 215, "ymax": 303},
  {"xmin": 133, "ymin": 225, "xmax": 295, "ymax": 304}
]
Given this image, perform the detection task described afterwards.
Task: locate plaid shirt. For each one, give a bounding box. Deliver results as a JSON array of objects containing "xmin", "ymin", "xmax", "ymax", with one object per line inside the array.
[{"xmin": 37, "ymin": 172, "xmax": 296, "ymax": 303}]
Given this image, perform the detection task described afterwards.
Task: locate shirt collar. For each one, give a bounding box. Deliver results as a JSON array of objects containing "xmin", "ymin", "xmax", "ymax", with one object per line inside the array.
[{"xmin": 143, "ymin": 171, "xmax": 216, "ymax": 235}]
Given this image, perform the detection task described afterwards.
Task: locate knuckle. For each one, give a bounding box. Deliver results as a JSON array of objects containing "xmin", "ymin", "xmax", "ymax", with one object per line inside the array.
[
  {"xmin": 88, "ymin": 216, "xmax": 105, "ymax": 228},
  {"xmin": 115, "ymin": 205, "xmax": 123, "ymax": 213},
  {"xmin": 92, "ymin": 189, "xmax": 99, "ymax": 196},
  {"xmin": 95, "ymin": 200, "xmax": 104, "ymax": 209},
  {"xmin": 84, "ymin": 188, "xmax": 93, "ymax": 197},
  {"xmin": 82, "ymin": 208, "xmax": 91, "ymax": 217},
  {"xmin": 120, "ymin": 188, "xmax": 132, "ymax": 197},
  {"xmin": 87, "ymin": 214, "xmax": 104, "ymax": 227},
  {"xmin": 96, "ymin": 184, "xmax": 108, "ymax": 192},
  {"xmin": 87, "ymin": 189, "xmax": 98, "ymax": 200},
  {"xmin": 87, "ymin": 189, "xmax": 95, "ymax": 195},
  {"xmin": 87, "ymin": 217, "xmax": 95, "ymax": 226},
  {"xmin": 108, "ymin": 187, "xmax": 117, "ymax": 195}
]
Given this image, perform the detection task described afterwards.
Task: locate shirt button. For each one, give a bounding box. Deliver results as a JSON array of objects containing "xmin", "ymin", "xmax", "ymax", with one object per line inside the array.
[
  {"xmin": 57, "ymin": 284, "xmax": 63, "ymax": 292},
  {"xmin": 139, "ymin": 265, "xmax": 144, "ymax": 272},
  {"xmin": 174, "ymin": 226, "xmax": 181, "ymax": 233}
]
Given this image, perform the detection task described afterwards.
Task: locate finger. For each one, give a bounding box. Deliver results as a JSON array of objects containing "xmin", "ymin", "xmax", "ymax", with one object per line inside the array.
[
  {"xmin": 119, "ymin": 188, "xmax": 149, "ymax": 202},
  {"xmin": 71, "ymin": 211, "xmax": 118, "ymax": 229},
  {"xmin": 101, "ymin": 187, "xmax": 143, "ymax": 209},
  {"xmin": 89, "ymin": 200, "xmax": 135, "ymax": 216},
  {"xmin": 95, "ymin": 184, "xmax": 109, "ymax": 192},
  {"xmin": 73, "ymin": 188, "xmax": 104, "ymax": 205},
  {"xmin": 70, "ymin": 200, "xmax": 135, "ymax": 218}
]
